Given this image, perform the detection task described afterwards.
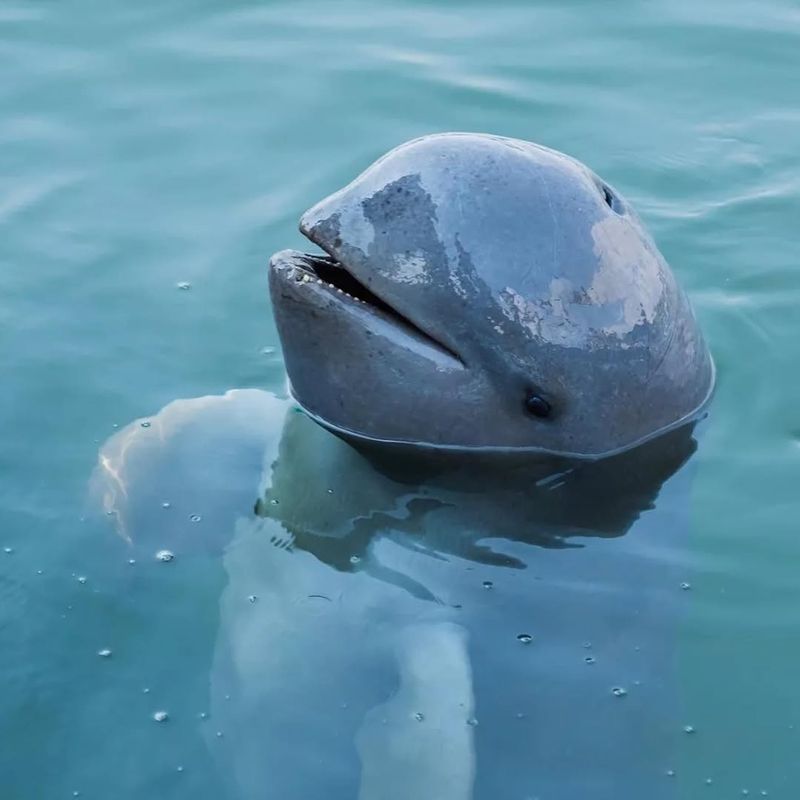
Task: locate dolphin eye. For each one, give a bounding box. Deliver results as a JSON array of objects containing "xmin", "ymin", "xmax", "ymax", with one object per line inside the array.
[{"xmin": 525, "ymin": 392, "xmax": 551, "ymax": 419}]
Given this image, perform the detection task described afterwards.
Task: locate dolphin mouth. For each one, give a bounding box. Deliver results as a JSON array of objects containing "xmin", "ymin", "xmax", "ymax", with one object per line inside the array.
[{"xmin": 269, "ymin": 249, "xmax": 463, "ymax": 365}]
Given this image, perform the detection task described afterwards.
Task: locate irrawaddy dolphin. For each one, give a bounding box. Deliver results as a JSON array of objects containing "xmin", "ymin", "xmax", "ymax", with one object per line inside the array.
[
  {"xmin": 90, "ymin": 134, "xmax": 714, "ymax": 799},
  {"xmin": 269, "ymin": 132, "xmax": 714, "ymax": 457}
]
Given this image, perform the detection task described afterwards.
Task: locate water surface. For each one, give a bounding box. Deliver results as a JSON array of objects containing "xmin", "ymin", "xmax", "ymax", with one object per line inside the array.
[{"xmin": 2, "ymin": 1, "xmax": 799, "ymax": 797}]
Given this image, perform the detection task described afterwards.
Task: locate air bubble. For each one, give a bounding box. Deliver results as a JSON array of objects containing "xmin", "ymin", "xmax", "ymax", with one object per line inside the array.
[
  {"xmin": 3, "ymin": 547, "xmax": 12, "ymax": 554},
  {"xmin": 161, "ymin": 502, "xmax": 171, "ymax": 509},
  {"xmin": 97, "ymin": 648, "xmax": 112, "ymax": 658},
  {"xmin": 216, "ymin": 731, "xmax": 223, "ymax": 738},
  {"xmin": 77, "ymin": 576, "xmax": 87, "ymax": 584},
  {"xmin": 248, "ymin": 595, "xmax": 258, "ymax": 603},
  {"xmin": 482, "ymin": 580, "xmax": 493, "ymax": 590},
  {"xmin": 467, "ymin": 717, "xmax": 479, "ymax": 727},
  {"xmin": 177, "ymin": 281, "xmax": 191, "ymax": 290},
  {"xmin": 517, "ymin": 633, "xmax": 533, "ymax": 644},
  {"xmin": 189, "ymin": 514, "xmax": 202, "ymax": 523},
  {"xmin": 128, "ymin": 559, "xmax": 136, "ymax": 565},
  {"xmin": 140, "ymin": 421, "xmax": 151, "ymax": 428},
  {"xmin": 611, "ymin": 687, "xmax": 627, "ymax": 698},
  {"xmin": 683, "ymin": 724, "xmax": 696, "ymax": 734},
  {"xmin": 153, "ymin": 710, "xmax": 169, "ymax": 722},
  {"xmin": 681, "ymin": 582, "xmax": 692, "ymax": 591},
  {"xmin": 155, "ymin": 550, "xmax": 174, "ymax": 562},
  {"xmin": 349, "ymin": 555, "xmax": 361, "ymax": 565},
  {"xmin": 584, "ymin": 656, "xmax": 596, "ymax": 665},
  {"xmin": 414, "ymin": 712, "xmax": 424, "ymax": 722}
]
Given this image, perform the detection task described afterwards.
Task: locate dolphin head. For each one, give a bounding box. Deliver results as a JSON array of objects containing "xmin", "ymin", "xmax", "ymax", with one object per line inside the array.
[{"xmin": 269, "ymin": 133, "xmax": 714, "ymax": 458}]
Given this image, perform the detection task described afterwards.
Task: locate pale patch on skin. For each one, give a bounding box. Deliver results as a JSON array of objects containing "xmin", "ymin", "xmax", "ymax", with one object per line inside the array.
[
  {"xmin": 391, "ymin": 251, "xmax": 429, "ymax": 284},
  {"xmin": 498, "ymin": 286, "xmax": 585, "ymax": 348},
  {"xmin": 496, "ymin": 218, "xmax": 667, "ymax": 348},
  {"xmin": 336, "ymin": 200, "xmax": 376, "ymax": 254},
  {"xmin": 448, "ymin": 265, "xmax": 468, "ymax": 299},
  {"xmin": 589, "ymin": 216, "xmax": 664, "ymax": 335}
]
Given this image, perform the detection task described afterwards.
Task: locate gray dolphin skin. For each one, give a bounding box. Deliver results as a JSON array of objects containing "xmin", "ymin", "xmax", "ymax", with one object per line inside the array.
[{"xmin": 269, "ymin": 132, "xmax": 714, "ymax": 458}]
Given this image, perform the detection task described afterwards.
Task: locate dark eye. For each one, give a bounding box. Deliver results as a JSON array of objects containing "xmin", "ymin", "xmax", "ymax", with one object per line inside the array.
[{"xmin": 525, "ymin": 392, "xmax": 551, "ymax": 419}]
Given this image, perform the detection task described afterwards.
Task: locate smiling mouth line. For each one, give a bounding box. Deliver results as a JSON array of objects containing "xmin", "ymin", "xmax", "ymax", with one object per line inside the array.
[{"xmin": 277, "ymin": 249, "xmax": 464, "ymax": 365}]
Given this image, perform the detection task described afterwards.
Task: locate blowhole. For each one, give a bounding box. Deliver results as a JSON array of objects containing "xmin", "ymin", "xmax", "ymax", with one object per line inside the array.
[{"xmin": 601, "ymin": 184, "xmax": 623, "ymax": 214}]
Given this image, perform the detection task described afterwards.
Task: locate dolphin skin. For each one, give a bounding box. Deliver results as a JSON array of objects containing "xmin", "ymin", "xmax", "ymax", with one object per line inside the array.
[{"xmin": 269, "ymin": 133, "xmax": 714, "ymax": 458}]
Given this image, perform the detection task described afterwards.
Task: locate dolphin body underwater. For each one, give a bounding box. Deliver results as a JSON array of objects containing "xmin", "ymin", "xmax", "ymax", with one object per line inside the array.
[{"xmin": 95, "ymin": 134, "xmax": 713, "ymax": 799}]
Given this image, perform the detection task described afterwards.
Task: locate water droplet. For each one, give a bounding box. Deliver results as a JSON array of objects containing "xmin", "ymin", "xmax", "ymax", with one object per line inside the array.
[
  {"xmin": 177, "ymin": 281, "xmax": 191, "ymax": 290},
  {"xmin": 225, "ymin": 694, "xmax": 231, "ymax": 701},
  {"xmin": 611, "ymin": 687, "xmax": 627, "ymax": 698},
  {"xmin": 36, "ymin": 569, "xmax": 43, "ymax": 575},
  {"xmin": 189, "ymin": 514, "xmax": 202, "ymax": 523},
  {"xmin": 760, "ymin": 791, "xmax": 769, "ymax": 797},
  {"xmin": 683, "ymin": 724, "xmax": 696, "ymax": 734},
  {"xmin": 112, "ymin": 423, "xmax": 119, "ymax": 429},
  {"xmin": 140, "ymin": 421, "xmax": 151, "ymax": 428},
  {"xmin": 143, "ymin": 687, "xmax": 150, "ymax": 694},
  {"xmin": 705, "ymin": 778, "xmax": 713, "ymax": 785},
  {"xmin": 681, "ymin": 582, "xmax": 692, "ymax": 591},
  {"xmin": 177, "ymin": 766, "xmax": 184, "ymax": 773},
  {"xmin": 741, "ymin": 791, "xmax": 750, "ymax": 797},
  {"xmin": 215, "ymin": 731, "xmax": 223, "ymax": 738},
  {"xmin": 248, "ymin": 595, "xmax": 257, "ymax": 603},
  {"xmin": 161, "ymin": 502, "xmax": 171, "ymax": 509},
  {"xmin": 517, "ymin": 633, "xmax": 533, "ymax": 644},
  {"xmin": 199, "ymin": 712, "xmax": 208, "ymax": 720},
  {"xmin": 349, "ymin": 555, "xmax": 361, "ymax": 565},
  {"xmin": 97, "ymin": 648, "xmax": 112, "ymax": 658},
  {"xmin": 128, "ymin": 559, "xmax": 136, "ymax": 565},
  {"xmin": 666, "ymin": 770, "xmax": 676, "ymax": 777},
  {"xmin": 414, "ymin": 712, "xmax": 425, "ymax": 722},
  {"xmin": 3, "ymin": 547, "xmax": 12, "ymax": 554},
  {"xmin": 153, "ymin": 710, "xmax": 169, "ymax": 722},
  {"xmin": 77, "ymin": 576, "xmax": 87, "ymax": 584},
  {"xmin": 584, "ymin": 656, "xmax": 596, "ymax": 665},
  {"xmin": 482, "ymin": 580, "xmax": 493, "ymax": 590},
  {"xmin": 72, "ymin": 792, "xmax": 80, "ymax": 797},
  {"xmin": 467, "ymin": 717, "xmax": 479, "ymax": 727},
  {"xmin": 155, "ymin": 549, "xmax": 174, "ymax": 562}
]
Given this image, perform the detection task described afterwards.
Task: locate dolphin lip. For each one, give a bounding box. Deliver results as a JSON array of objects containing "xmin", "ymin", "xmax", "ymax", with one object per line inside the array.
[{"xmin": 270, "ymin": 248, "xmax": 464, "ymax": 365}]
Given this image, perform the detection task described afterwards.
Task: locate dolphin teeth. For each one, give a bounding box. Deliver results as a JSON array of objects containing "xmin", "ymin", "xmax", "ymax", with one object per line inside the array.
[
  {"xmin": 317, "ymin": 279, "xmax": 323, "ymax": 285},
  {"xmin": 328, "ymin": 283, "xmax": 335, "ymax": 289},
  {"xmin": 301, "ymin": 274, "xmax": 311, "ymax": 284}
]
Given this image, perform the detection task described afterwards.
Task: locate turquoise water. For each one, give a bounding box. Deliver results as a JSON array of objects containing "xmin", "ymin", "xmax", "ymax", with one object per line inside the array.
[{"xmin": 2, "ymin": 1, "xmax": 800, "ymax": 797}]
